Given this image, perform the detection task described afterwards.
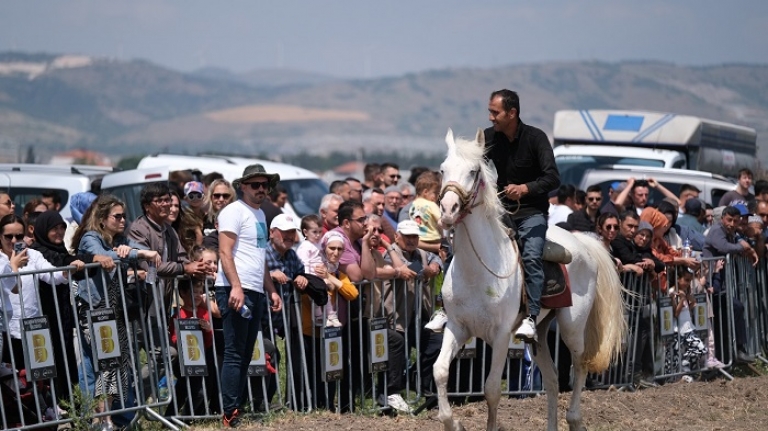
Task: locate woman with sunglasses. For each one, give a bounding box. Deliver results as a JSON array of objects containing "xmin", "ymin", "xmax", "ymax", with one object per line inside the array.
[
  {"xmin": 183, "ymin": 180, "xmax": 211, "ymax": 224},
  {"xmin": 595, "ymin": 213, "xmax": 625, "ymax": 271},
  {"xmin": 205, "ymin": 179, "xmax": 236, "ymax": 235},
  {"xmin": 0, "ymin": 215, "xmax": 84, "ymax": 373},
  {"xmin": 74, "ymin": 195, "xmax": 160, "ymax": 430}
]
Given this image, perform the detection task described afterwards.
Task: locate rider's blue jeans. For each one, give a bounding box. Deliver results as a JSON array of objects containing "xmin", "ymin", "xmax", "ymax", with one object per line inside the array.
[{"xmin": 516, "ymin": 214, "xmax": 547, "ymax": 317}]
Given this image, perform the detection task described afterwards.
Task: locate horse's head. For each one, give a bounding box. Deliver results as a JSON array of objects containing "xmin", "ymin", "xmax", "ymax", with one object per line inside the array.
[{"xmin": 439, "ymin": 128, "xmax": 491, "ymax": 228}]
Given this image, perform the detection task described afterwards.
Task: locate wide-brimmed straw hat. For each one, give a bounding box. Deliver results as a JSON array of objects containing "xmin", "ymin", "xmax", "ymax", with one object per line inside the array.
[{"xmin": 233, "ymin": 164, "xmax": 280, "ymax": 189}]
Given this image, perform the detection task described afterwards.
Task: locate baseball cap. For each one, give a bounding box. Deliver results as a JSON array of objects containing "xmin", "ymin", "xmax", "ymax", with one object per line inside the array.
[
  {"xmin": 270, "ymin": 213, "xmax": 300, "ymax": 232},
  {"xmin": 684, "ymin": 198, "xmax": 704, "ymax": 214},
  {"xmin": 732, "ymin": 203, "xmax": 749, "ymax": 216},
  {"xmin": 183, "ymin": 181, "xmax": 204, "ymax": 197},
  {"xmin": 397, "ymin": 220, "xmax": 421, "ymax": 236}
]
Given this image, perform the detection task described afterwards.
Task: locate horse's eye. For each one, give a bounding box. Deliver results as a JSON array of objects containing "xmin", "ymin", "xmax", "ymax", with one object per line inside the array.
[{"xmin": 469, "ymin": 170, "xmax": 477, "ymax": 177}]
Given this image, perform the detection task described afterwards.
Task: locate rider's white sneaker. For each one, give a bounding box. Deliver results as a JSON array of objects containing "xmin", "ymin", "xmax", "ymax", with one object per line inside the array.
[
  {"xmin": 425, "ymin": 308, "xmax": 448, "ymax": 332},
  {"xmin": 514, "ymin": 317, "xmax": 537, "ymax": 343}
]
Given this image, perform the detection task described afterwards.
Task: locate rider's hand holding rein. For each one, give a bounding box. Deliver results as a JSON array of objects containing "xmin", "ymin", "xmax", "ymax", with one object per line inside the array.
[{"xmin": 504, "ymin": 183, "xmax": 529, "ymax": 201}]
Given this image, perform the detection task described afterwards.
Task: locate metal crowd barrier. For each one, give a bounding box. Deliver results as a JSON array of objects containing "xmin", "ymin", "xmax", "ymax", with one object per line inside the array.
[
  {"xmin": 6, "ymin": 252, "xmax": 768, "ymax": 430},
  {"xmin": 0, "ymin": 259, "xmax": 175, "ymax": 431}
]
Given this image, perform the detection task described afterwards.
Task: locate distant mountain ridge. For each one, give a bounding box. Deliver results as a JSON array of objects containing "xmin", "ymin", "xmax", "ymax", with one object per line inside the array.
[{"xmin": 0, "ymin": 51, "xmax": 767, "ymax": 164}]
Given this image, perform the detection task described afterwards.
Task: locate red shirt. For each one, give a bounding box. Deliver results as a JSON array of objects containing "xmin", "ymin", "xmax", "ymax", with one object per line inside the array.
[{"xmin": 170, "ymin": 306, "xmax": 213, "ymax": 348}]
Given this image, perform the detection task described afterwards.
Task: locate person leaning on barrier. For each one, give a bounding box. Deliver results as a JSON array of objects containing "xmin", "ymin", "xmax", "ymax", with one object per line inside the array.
[
  {"xmin": 611, "ymin": 221, "xmax": 662, "ymax": 277},
  {"xmin": 0, "ymin": 214, "xmax": 86, "ymax": 370},
  {"xmin": 383, "ymin": 220, "xmax": 442, "ymax": 337},
  {"xmin": 359, "ymin": 214, "xmax": 410, "ymax": 413},
  {"xmin": 128, "ymin": 182, "xmax": 207, "ymax": 290},
  {"xmin": 75, "ymin": 195, "xmax": 161, "ymax": 430},
  {"xmin": 265, "ymin": 213, "xmax": 308, "ymax": 338},
  {"xmin": 703, "ymin": 205, "xmax": 756, "ymax": 364},
  {"xmin": 31, "ymin": 210, "xmax": 114, "ymax": 400},
  {"xmin": 164, "ymin": 278, "xmax": 220, "ymax": 418}
]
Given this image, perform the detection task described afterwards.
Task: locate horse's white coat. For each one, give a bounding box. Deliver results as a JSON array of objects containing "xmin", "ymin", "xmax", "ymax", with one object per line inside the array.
[{"xmin": 435, "ymin": 129, "xmax": 625, "ymax": 431}]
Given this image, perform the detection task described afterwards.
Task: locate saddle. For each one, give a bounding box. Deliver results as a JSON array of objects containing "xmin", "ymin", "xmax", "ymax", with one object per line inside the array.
[{"xmin": 503, "ymin": 215, "xmax": 573, "ymax": 310}]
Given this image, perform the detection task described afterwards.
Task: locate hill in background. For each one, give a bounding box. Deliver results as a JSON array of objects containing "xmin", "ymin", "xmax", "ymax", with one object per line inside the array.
[{"xmin": 1, "ymin": 51, "xmax": 767, "ymax": 165}]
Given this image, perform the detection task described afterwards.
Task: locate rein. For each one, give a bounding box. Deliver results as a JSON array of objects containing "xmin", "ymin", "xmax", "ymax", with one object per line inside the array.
[{"xmin": 460, "ymin": 221, "xmax": 517, "ymax": 279}]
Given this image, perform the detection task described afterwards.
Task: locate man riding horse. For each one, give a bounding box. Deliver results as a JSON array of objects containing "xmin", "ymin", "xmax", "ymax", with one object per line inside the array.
[{"xmin": 484, "ymin": 89, "xmax": 560, "ymax": 342}]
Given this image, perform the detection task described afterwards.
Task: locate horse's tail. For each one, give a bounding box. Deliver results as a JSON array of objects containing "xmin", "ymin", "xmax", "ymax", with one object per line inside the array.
[{"xmin": 573, "ymin": 232, "xmax": 627, "ymax": 373}]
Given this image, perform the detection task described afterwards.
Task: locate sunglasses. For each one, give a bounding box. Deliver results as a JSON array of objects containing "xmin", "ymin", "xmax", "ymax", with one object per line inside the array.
[
  {"xmin": 603, "ymin": 224, "xmax": 619, "ymax": 231},
  {"xmin": 1, "ymin": 200, "xmax": 13, "ymax": 207},
  {"xmin": 389, "ymin": 174, "xmax": 401, "ymax": 179},
  {"xmin": 3, "ymin": 233, "xmax": 24, "ymax": 241},
  {"xmin": 369, "ymin": 227, "xmax": 384, "ymax": 233},
  {"xmin": 186, "ymin": 192, "xmax": 204, "ymax": 201},
  {"xmin": 351, "ymin": 216, "xmax": 367, "ymax": 224},
  {"xmin": 212, "ymin": 193, "xmax": 232, "ymax": 200},
  {"xmin": 110, "ymin": 213, "xmax": 126, "ymax": 221},
  {"xmin": 244, "ymin": 181, "xmax": 269, "ymax": 190},
  {"xmin": 587, "ymin": 197, "xmax": 602, "ymax": 202}
]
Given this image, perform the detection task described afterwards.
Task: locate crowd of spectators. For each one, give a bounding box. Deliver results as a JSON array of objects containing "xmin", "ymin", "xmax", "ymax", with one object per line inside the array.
[{"xmin": 0, "ymin": 162, "xmax": 765, "ymax": 428}]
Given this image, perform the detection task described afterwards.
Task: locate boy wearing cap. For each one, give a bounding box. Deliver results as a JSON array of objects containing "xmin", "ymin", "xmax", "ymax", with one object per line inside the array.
[{"xmin": 216, "ymin": 164, "xmax": 283, "ymax": 427}]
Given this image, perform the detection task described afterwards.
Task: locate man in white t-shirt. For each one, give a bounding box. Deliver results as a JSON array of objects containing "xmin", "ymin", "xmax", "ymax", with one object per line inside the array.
[{"xmin": 216, "ymin": 164, "xmax": 283, "ymax": 428}]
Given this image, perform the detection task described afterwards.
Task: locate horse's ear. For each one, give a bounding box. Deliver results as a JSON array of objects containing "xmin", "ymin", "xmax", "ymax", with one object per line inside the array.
[
  {"xmin": 475, "ymin": 128, "xmax": 485, "ymax": 147},
  {"xmin": 445, "ymin": 128, "xmax": 455, "ymax": 149}
]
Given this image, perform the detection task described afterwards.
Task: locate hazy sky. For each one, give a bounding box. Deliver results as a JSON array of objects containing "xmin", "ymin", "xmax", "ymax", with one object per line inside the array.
[{"xmin": 2, "ymin": 1, "xmax": 766, "ymax": 78}]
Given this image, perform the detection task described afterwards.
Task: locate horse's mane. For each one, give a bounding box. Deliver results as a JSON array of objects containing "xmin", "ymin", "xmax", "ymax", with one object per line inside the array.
[{"xmin": 452, "ymin": 135, "xmax": 506, "ymax": 232}]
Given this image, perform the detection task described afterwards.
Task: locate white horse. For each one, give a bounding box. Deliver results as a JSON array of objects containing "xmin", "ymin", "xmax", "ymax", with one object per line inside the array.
[{"xmin": 434, "ymin": 129, "xmax": 626, "ymax": 431}]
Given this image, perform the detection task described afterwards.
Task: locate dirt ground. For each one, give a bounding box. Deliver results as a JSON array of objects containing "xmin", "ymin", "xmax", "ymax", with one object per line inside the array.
[{"xmin": 251, "ymin": 374, "xmax": 768, "ymax": 431}]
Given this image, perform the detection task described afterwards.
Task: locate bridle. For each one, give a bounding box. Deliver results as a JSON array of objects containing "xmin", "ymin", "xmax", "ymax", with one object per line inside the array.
[
  {"xmin": 439, "ymin": 163, "xmax": 519, "ymax": 279},
  {"xmin": 439, "ymin": 168, "xmax": 484, "ymax": 225}
]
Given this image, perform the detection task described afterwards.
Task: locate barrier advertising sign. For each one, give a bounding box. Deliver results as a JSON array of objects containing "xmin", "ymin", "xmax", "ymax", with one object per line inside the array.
[
  {"xmin": 369, "ymin": 318, "xmax": 388, "ymax": 373},
  {"xmin": 177, "ymin": 318, "xmax": 208, "ymax": 377},
  {"xmin": 22, "ymin": 316, "xmax": 56, "ymax": 381},
  {"xmin": 88, "ymin": 308, "xmax": 122, "ymax": 371},
  {"xmin": 323, "ymin": 326, "xmax": 343, "ymax": 382},
  {"xmin": 247, "ymin": 331, "xmax": 268, "ymax": 376}
]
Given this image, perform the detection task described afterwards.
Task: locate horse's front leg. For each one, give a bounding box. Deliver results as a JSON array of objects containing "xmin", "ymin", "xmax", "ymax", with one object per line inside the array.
[{"xmin": 435, "ymin": 322, "xmax": 468, "ymax": 431}]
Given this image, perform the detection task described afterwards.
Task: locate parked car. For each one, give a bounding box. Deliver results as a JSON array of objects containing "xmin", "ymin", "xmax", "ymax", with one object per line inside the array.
[
  {"xmin": 578, "ymin": 165, "xmax": 737, "ymax": 207},
  {"xmin": 0, "ymin": 164, "xmax": 114, "ymax": 219},
  {"xmin": 102, "ymin": 154, "xmax": 328, "ymax": 222}
]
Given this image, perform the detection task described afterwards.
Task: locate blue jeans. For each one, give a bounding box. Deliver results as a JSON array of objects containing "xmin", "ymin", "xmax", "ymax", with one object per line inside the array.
[
  {"xmin": 215, "ymin": 286, "xmax": 266, "ymax": 415},
  {"xmin": 516, "ymin": 214, "xmax": 547, "ymax": 317}
]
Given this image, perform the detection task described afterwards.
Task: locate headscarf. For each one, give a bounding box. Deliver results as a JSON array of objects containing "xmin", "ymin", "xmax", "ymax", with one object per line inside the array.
[
  {"xmin": 70, "ymin": 192, "xmax": 97, "ymax": 224},
  {"xmin": 320, "ymin": 231, "xmax": 346, "ymax": 272},
  {"xmin": 640, "ymin": 207, "xmax": 676, "ymax": 263},
  {"xmin": 33, "ymin": 210, "xmax": 69, "ymax": 255},
  {"xmin": 640, "ymin": 207, "xmax": 668, "ymax": 231}
]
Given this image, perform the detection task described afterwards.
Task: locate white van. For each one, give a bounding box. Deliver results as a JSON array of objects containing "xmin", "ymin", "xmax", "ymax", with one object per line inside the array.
[
  {"xmin": 102, "ymin": 154, "xmax": 328, "ymax": 221},
  {"xmin": 579, "ymin": 165, "xmax": 737, "ymax": 206},
  {"xmin": 0, "ymin": 164, "xmax": 114, "ymax": 219},
  {"xmin": 554, "ymin": 145, "xmax": 687, "ymax": 187}
]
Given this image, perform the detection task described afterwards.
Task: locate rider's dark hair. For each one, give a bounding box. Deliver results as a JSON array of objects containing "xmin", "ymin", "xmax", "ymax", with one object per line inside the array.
[{"xmin": 489, "ymin": 89, "xmax": 520, "ymax": 115}]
